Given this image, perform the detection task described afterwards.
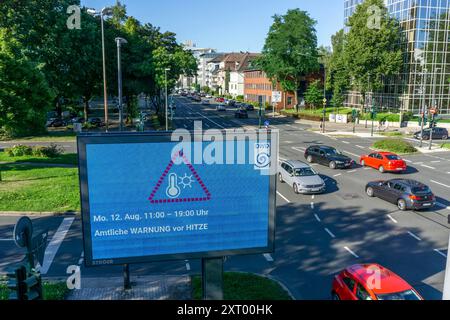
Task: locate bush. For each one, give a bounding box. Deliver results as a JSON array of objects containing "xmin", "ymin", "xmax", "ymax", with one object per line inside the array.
[
  {"xmin": 6, "ymin": 145, "xmax": 33, "ymax": 157},
  {"xmin": 373, "ymin": 139, "xmax": 417, "ymax": 154},
  {"xmin": 236, "ymin": 95, "xmax": 244, "ymax": 102},
  {"xmin": 32, "ymin": 144, "xmax": 63, "ymax": 158}
]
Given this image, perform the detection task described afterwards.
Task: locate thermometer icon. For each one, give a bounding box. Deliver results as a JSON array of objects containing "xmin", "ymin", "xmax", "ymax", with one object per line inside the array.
[{"xmin": 166, "ymin": 173, "xmax": 181, "ymax": 198}]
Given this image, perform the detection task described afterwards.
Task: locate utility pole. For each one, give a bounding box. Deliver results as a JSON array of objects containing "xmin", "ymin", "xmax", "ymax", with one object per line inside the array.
[
  {"xmin": 115, "ymin": 37, "xmax": 127, "ymax": 132},
  {"xmin": 419, "ymin": 70, "xmax": 427, "ymax": 148},
  {"xmin": 165, "ymin": 68, "xmax": 170, "ymax": 131}
]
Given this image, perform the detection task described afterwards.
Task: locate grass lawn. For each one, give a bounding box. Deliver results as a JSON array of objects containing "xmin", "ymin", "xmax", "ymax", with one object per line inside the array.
[
  {"xmin": 0, "ymin": 164, "xmax": 79, "ymax": 212},
  {"xmin": 442, "ymin": 143, "xmax": 450, "ymax": 149},
  {"xmin": 379, "ymin": 132, "xmax": 405, "ymax": 137},
  {"xmin": 0, "ymin": 281, "xmax": 69, "ymax": 300},
  {"xmin": 0, "ymin": 152, "xmax": 78, "ymax": 165},
  {"xmin": 0, "ymin": 131, "xmax": 76, "ymax": 143},
  {"xmin": 191, "ymin": 272, "xmax": 292, "ymax": 300},
  {"xmin": 372, "ymin": 139, "xmax": 417, "ymax": 154}
]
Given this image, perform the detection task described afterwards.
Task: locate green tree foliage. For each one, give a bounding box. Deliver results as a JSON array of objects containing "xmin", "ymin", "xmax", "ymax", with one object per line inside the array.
[
  {"xmin": 304, "ymin": 80, "xmax": 324, "ymax": 109},
  {"xmin": 343, "ymin": 0, "xmax": 403, "ymax": 100},
  {"xmin": 0, "ymin": 30, "xmax": 53, "ymax": 137},
  {"xmin": 328, "ymin": 29, "xmax": 349, "ymax": 109},
  {"xmin": 258, "ymin": 9, "xmax": 320, "ymax": 105}
]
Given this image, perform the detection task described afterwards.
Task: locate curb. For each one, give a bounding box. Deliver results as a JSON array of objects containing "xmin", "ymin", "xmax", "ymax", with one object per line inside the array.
[{"xmin": 0, "ymin": 211, "xmax": 79, "ymax": 217}]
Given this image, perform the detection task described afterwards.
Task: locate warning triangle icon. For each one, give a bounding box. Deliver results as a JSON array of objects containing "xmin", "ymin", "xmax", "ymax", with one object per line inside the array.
[{"xmin": 148, "ymin": 151, "xmax": 211, "ymax": 204}]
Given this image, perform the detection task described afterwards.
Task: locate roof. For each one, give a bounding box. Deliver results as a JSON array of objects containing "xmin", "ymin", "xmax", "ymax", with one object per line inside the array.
[
  {"xmin": 347, "ymin": 264, "xmax": 412, "ymax": 295},
  {"xmin": 220, "ymin": 52, "xmax": 260, "ymax": 71},
  {"xmin": 390, "ymin": 179, "xmax": 425, "ymax": 187},
  {"xmin": 283, "ymin": 160, "xmax": 310, "ymax": 168}
]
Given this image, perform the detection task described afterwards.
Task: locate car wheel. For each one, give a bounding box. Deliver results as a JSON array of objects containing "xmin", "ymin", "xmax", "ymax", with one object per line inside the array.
[
  {"xmin": 442, "ymin": 135, "xmax": 448, "ymax": 140},
  {"xmin": 379, "ymin": 166, "xmax": 385, "ymax": 173},
  {"xmin": 331, "ymin": 293, "xmax": 340, "ymax": 300},
  {"xmin": 293, "ymin": 183, "xmax": 299, "ymax": 194},
  {"xmin": 279, "ymin": 173, "xmax": 284, "ymax": 183},
  {"xmin": 398, "ymin": 199, "xmax": 407, "ymax": 211},
  {"xmin": 306, "ymin": 155, "xmax": 313, "ymax": 163},
  {"xmin": 366, "ymin": 187, "xmax": 374, "ymax": 197},
  {"xmin": 329, "ymin": 161, "xmax": 337, "ymax": 170},
  {"xmin": 361, "ymin": 160, "xmax": 366, "ymax": 167}
]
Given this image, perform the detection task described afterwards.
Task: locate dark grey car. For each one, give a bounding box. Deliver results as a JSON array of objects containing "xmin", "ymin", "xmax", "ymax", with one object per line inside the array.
[
  {"xmin": 365, "ymin": 179, "xmax": 435, "ymax": 211},
  {"xmin": 414, "ymin": 127, "xmax": 448, "ymax": 140}
]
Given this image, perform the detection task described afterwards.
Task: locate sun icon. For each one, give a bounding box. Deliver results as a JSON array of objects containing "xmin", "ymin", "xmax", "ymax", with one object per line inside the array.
[{"xmin": 179, "ymin": 173, "xmax": 194, "ymax": 189}]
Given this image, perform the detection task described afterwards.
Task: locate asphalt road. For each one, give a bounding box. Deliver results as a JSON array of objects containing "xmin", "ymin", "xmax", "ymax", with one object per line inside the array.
[{"xmin": 1, "ymin": 95, "xmax": 450, "ymax": 300}]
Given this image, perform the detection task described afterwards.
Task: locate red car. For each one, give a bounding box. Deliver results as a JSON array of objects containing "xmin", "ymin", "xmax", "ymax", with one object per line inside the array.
[
  {"xmin": 215, "ymin": 97, "xmax": 225, "ymax": 103},
  {"xmin": 360, "ymin": 152, "xmax": 407, "ymax": 173},
  {"xmin": 331, "ymin": 264, "xmax": 423, "ymax": 300}
]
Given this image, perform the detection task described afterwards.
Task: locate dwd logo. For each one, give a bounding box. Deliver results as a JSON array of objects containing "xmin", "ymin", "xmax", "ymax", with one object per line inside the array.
[{"xmin": 254, "ymin": 143, "xmax": 271, "ymax": 170}]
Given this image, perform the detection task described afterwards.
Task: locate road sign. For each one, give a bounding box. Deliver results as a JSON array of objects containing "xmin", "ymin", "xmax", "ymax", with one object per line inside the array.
[
  {"xmin": 272, "ymin": 91, "xmax": 282, "ymax": 103},
  {"xmin": 77, "ymin": 131, "xmax": 278, "ymax": 266}
]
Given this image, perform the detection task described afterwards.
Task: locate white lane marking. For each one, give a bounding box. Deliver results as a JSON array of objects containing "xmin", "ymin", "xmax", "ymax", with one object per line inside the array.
[
  {"xmin": 431, "ymin": 161, "xmax": 441, "ymax": 163},
  {"xmin": 387, "ymin": 214, "xmax": 398, "ymax": 224},
  {"xmin": 343, "ymin": 150, "xmax": 360, "ymax": 157},
  {"xmin": 311, "ymin": 195, "xmax": 315, "ymax": 200},
  {"xmin": 413, "ymin": 162, "xmax": 424, "ymax": 165},
  {"xmin": 404, "ymin": 159, "xmax": 412, "ymax": 163},
  {"xmin": 364, "ymin": 167, "xmax": 371, "ymax": 170},
  {"xmin": 344, "ymin": 246, "xmax": 359, "ymax": 258},
  {"xmin": 314, "ymin": 214, "xmax": 321, "ymax": 222},
  {"xmin": 436, "ymin": 202, "xmax": 450, "ymax": 210},
  {"xmin": 311, "ymin": 202, "xmax": 314, "ymax": 209},
  {"xmin": 0, "ymin": 239, "xmax": 14, "ymax": 241},
  {"xmin": 185, "ymin": 260, "xmax": 191, "ymax": 271},
  {"xmin": 431, "ymin": 180, "xmax": 450, "ymax": 189},
  {"xmin": 277, "ymin": 191, "xmax": 290, "ymax": 203},
  {"xmin": 279, "ymin": 156, "xmax": 287, "ymax": 161},
  {"xmin": 356, "ymin": 145, "xmax": 365, "ymax": 149},
  {"xmin": 196, "ymin": 112, "xmax": 225, "ymax": 129},
  {"xmin": 78, "ymin": 251, "xmax": 84, "ymax": 265},
  {"xmin": 342, "ymin": 141, "xmax": 350, "ymax": 144},
  {"xmin": 333, "ymin": 173, "xmax": 342, "ymax": 177},
  {"xmin": 263, "ymin": 253, "xmax": 274, "ymax": 262},
  {"xmin": 292, "ymin": 146, "xmax": 306, "ymax": 152},
  {"xmin": 204, "ymin": 122, "xmax": 210, "ymax": 128},
  {"xmin": 408, "ymin": 231, "xmax": 422, "ymax": 241},
  {"xmin": 348, "ymin": 170, "xmax": 357, "ymax": 173},
  {"xmin": 434, "ymin": 249, "xmax": 447, "ymax": 258},
  {"xmin": 183, "ymin": 124, "xmax": 188, "ymax": 128},
  {"xmin": 41, "ymin": 217, "xmax": 75, "ymax": 274},
  {"xmin": 324, "ymin": 228, "xmax": 336, "ymax": 238},
  {"xmin": 421, "ymin": 164, "xmax": 436, "ymax": 170}
]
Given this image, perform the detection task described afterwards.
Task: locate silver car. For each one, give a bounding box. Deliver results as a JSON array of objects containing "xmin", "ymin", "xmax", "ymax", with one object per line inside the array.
[{"xmin": 279, "ymin": 160, "xmax": 326, "ymax": 194}]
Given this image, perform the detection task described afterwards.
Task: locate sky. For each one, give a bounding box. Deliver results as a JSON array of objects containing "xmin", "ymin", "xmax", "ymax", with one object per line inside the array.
[{"xmin": 81, "ymin": 0, "xmax": 344, "ymax": 52}]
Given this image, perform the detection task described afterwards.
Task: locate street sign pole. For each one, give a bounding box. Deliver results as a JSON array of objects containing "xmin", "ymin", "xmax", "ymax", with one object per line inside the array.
[
  {"xmin": 202, "ymin": 257, "xmax": 223, "ymax": 300},
  {"xmin": 420, "ymin": 106, "xmax": 425, "ymax": 148},
  {"xmin": 371, "ymin": 100, "xmax": 375, "ymax": 137},
  {"xmin": 429, "ymin": 111, "xmax": 436, "ymax": 151},
  {"xmin": 322, "ymin": 98, "xmax": 327, "ymax": 133},
  {"xmin": 258, "ymin": 95, "xmax": 263, "ymax": 129}
]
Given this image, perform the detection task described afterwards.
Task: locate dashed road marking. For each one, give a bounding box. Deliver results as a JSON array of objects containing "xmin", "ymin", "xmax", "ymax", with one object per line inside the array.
[
  {"xmin": 333, "ymin": 173, "xmax": 342, "ymax": 177},
  {"xmin": 434, "ymin": 249, "xmax": 447, "ymax": 258},
  {"xmin": 185, "ymin": 260, "xmax": 191, "ymax": 271},
  {"xmin": 387, "ymin": 214, "xmax": 398, "ymax": 224},
  {"xmin": 421, "ymin": 165, "xmax": 436, "ymax": 170},
  {"xmin": 292, "ymin": 146, "xmax": 306, "ymax": 152},
  {"xmin": 314, "ymin": 214, "xmax": 321, "ymax": 222},
  {"xmin": 431, "ymin": 180, "xmax": 450, "ymax": 189},
  {"xmin": 408, "ymin": 231, "xmax": 422, "ymax": 241},
  {"xmin": 348, "ymin": 170, "xmax": 357, "ymax": 173},
  {"xmin": 356, "ymin": 145, "xmax": 365, "ymax": 149},
  {"xmin": 344, "ymin": 246, "xmax": 359, "ymax": 258},
  {"xmin": 324, "ymin": 228, "xmax": 336, "ymax": 238},
  {"xmin": 277, "ymin": 191, "xmax": 290, "ymax": 203},
  {"xmin": 263, "ymin": 253, "xmax": 274, "ymax": 262},
  {"xmin": 404, "ymin": 159, "xmax": 412, "ymax": 163},
  {"xmin": 311, "ymin": 202, "xmax": 314, "ymax": 209},
  {"xmin": 41, "ymin": 217, "xmax": 75, "ymax": 274},
  {"xmin": 343, "ymin": 150, "xmax": 360, "ymax": 157},
  {"xmin": 436, "ymin": 202, "xmax": 450, "ymax": 210},
  {"xmin": 342, "ymin": 141, "xmax": 350, "ymax": 144}
]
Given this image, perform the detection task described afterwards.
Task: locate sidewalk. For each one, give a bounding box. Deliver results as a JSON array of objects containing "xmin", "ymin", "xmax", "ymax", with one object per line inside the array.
[{"xmin": 66, "ymin": 275, "xmax": 191, "ymax": 300}]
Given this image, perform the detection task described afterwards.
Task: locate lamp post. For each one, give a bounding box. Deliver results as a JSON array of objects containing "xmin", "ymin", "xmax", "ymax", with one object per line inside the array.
[
  {"xmin": 165, "ymin": 68, "xmax": 170, "ymax": 131},
  {"xmin": 322, "ymin": 66, "xmax": 327, "ymax": 133},
  {"xmin": 115, "ymin": 37, "xmax": 128, "ymax": 132},
  {"xmin": 87, "ymin": 7, "xmax": 113, "ymax": 132},
  {"xmin": 429, "ymin": 67, "xmax": 441, "ymax": 150}
]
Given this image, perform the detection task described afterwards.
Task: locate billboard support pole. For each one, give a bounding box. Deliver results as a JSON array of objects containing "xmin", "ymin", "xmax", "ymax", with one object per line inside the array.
[
  {"xmin": 123, "ymin": 263, "xmax": 131, "ymax": 290},
  {"xmin": 202, "ymin": 257, "xmax": 223, "ymax": 300}
]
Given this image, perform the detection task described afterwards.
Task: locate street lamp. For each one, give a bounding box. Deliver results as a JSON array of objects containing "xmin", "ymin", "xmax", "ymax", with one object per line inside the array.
[
  {"xmin": 115, "ymin": 37, "xmax": 128, "ymax": 132},
  {"xmin": 165, "ymin": 68, "xmax": 170, "ymax": 131},
  {"xmin": 87, "ymin": 7, "xmax": 113, "ymax": 132}
]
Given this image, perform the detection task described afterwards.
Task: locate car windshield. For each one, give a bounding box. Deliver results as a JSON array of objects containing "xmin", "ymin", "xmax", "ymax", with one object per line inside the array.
[
  {"xmin": 376, "ymin": 289, "xmax": 421, "ymax": 300},
  {"xmin": 412, "ymin": 186, "xmax": 431, "ymax": 194},
  {"xmin": 385, "ymin": 155, "xmax": 401, "ymax": 160},
  {"xmin": 324, "ymin": 148, "xmax": 342, "ymax": 156},
  {"xmin": 294, "ymin": 167, "xmax": 317, "ymax": 177}
]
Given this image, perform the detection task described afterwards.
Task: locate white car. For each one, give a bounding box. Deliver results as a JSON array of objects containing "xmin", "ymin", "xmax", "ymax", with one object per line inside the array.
[
  {"xmin": 279, "ymin": 160, "xmax": 326, "ymax": 194},
  {"xmin": 201, "ymin": 99, "xmax": 210, "ymax": 105},
  {"xmin": 216, "ymin": 104, "xmax": 226, "ymax": 111}
]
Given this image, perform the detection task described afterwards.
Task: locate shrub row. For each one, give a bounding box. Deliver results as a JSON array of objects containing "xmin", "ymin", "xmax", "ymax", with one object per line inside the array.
[
  {"xmin": 5, "ymin": 144, "xmax": 63, "ymax": 158},
  {"xmin": 372, "ymin": 139, "xmax": 417, "ymax": 154}
]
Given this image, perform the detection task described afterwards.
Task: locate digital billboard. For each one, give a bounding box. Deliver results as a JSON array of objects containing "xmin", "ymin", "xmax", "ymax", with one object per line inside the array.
[{"xmin": 78, "ymin": 131, "xmax": 277, "ymax": 266}]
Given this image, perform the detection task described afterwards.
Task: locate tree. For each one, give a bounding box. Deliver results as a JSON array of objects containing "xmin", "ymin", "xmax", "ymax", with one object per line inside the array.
[
  {"xmin": 304, "ymin": 80, "xmax": 324, "ymax": 109},
  {"xmin": 258, "ymin": 9, "xmax": 320, "ymax": 105},
  {"xmin": 0, "ymin": 30, "xmax": 53, "ymax": 137},
  {"xmin": 343, "ymin": 0, "xmax": 403, "ymax": 109},
  {"xmin": 328, "ymin": 29, "xmax": 350, "ymax": 111}
]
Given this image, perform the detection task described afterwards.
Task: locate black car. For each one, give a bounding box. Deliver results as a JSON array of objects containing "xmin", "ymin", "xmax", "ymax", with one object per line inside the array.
[
  {"xmin": 243, "ymin": 103, "xmax": 254, "ymax": 111},
  {"xmin": 88, "ymin": 118, "xmax": 104, "ymax": 127},
  {"xmin": 235, "ymin": 109, "xmax": 248, "ymax": 119},
  {"xmin": 365, "ymin": 179, "xmax": 435, "ymax": 211},
  {"xmin": 304, "ymin": 145, "xmax": 354, "ymax": 169},
  {"xmin": 414, "ymin": 127, "xmax": 448, "ymax": 140},
  {"xmin": 46, "ymin": 118, "xmax": 67, "ymax": 127}
]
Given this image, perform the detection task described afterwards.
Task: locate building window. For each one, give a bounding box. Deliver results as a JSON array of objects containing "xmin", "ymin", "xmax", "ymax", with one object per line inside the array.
[{"xmin": 287, "ymin": 97, "xmax": 292, "ymax": 106}]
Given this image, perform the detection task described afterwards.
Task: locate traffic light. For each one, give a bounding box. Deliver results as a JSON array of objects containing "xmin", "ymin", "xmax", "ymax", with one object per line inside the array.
[{"xmin": 7, "ymin": 265, "xmax": 43, "ymax": 300}]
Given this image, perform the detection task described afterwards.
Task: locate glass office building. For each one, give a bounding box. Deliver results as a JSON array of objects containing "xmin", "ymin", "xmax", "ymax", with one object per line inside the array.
[{"xmin": 343, "ymin": 0, "xmax": 450, "ymax": 115}]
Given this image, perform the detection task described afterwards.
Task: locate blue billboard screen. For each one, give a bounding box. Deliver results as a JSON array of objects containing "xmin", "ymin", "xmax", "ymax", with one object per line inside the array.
[{"xmin": 78, "ymin": 133, "xmax": 277, "ymax": 266}]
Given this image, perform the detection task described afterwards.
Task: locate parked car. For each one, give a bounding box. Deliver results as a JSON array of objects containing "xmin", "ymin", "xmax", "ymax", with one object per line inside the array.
[
  {"xmin": 360, "ymin": 152, "xmax": 407, "ymax": 173},
  {"xmin": 205, "ymin": 94, "xmax": 212, "ymax": 99},
  {"xmin": 69, "ymin": 117, "xmax": 85, "ymax": 124},
  {"xmin": 201, "ymin": 99, "xmax": 210, "ymax": 105},
  {"xmin": 278, "ymin": 160, "xmax": 326, "ymax": 194},
  {"xmin": 215, "ymin": 97, "xmax": 225, "ymax": 103},
  {"xmin": 216, "ymin": 104, "xmax": 226, "ymax": 111},
  {"xmin": 226, "ymin": 99, "xmax": 236, "ymax": 107},
  {"xmin": 234, "ymin": 109, "xmax": 248, "ymax": 119},
  {"xmin": 414, "ymin": 127, "xmax": 448, "ymax": 140},
  {"xmin": 365, "ymin": 179, "xmax": 435, "ymax": 211},
  {"xmin": 304, "ymin": 145, "xmax": 354, "ymax": 169},
  {"xmin": 332, "ymin": 264, "xmax": 423, "ymax": 300},
  {"xmin": 244, "ymin": 103, "xmax": 255, "ymax": 111},
  {"xmin": 87, "ymin": 118, "xmax": 104, "ymax": 127},
  {"xmin": 46, "ymin": 118, "xmax": 67, "ymax": 127}
]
